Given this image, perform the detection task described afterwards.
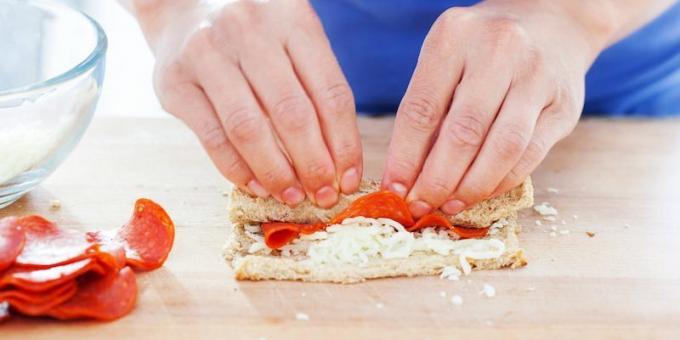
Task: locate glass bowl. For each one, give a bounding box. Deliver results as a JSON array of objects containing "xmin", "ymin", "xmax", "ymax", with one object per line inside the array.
[{"xmin": 0, "ymin": 0, "xmax": 107, "ymax": 209}]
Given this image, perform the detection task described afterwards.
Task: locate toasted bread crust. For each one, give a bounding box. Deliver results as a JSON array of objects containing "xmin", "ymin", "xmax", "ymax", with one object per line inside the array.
[
  {"xmin": 223, "ymin": 219, "xmax": 527, "ymax": 284},
  {"xmin": 229, "ymin": 178, "xmax": 533, "ymax": 228}
]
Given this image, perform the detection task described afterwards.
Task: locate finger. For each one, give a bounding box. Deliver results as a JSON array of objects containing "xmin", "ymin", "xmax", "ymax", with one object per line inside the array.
[
  {"xmin": 492, "ymin": 104, "xmax": 579, "ymax": 196},
  {"xmin": 406, "ymin": 61, "xmax": 514, "ymax": 218},
  {"xmin": 381, "ymin": 19, "xmax": 465, "ymax": 198},
  {"xmin": 446, "ymin": 79, "xmax": 549, "ymax": 211},
  {"xmin": 238, "ymin": 39, "xmax": 339, "ymax": 208},
  {"xmin": 160, "ymin": 80, "xmax": 268, "ymax": 196},
  {"xmin": 286, "ymin": 12, "xmax": 363, "ymax": 195},
  {"xmin": 192, "ymin": 47, "xmax": 305, "ymax": 206}
]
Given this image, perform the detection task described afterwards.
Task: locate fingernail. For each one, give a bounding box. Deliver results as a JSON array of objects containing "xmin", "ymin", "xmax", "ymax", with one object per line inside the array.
[
  {"xmin": 441, "ymin": 199, "xmax": 466, "ymax": 215},
  {"xmin": 282, "ymin": 186, "xmax": 305, "ymax": 206},
  {"xmin": 247, "ymin": 180, "xmax": 270, "ymax": 198},
  {"xmin": 388, "ymin": 182, "xmax": 408, "ymax": 198},
  {"xmin": 340, "ymin": 168, "xmax": 359, "ymax": 194},
  {"xmin": 409, "ymin": 200, "xmax": 432, "ymax": 218},
  {"xmin": 315, "ymin": 185, "xmax": 339, "ymax": 208}
]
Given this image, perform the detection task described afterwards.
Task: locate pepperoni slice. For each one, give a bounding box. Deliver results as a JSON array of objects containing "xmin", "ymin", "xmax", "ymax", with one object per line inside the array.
[
  {"xmin": 298, "ymin": 223, "xmax": 325, "ymax": 235},
  {"xmin": 0, "ymin": 217, "xmax": 25, "ymax": 272},
  {"xmin": 46, "ymin": 267, "xmax": 137, "ymax": 321},
  {"xmin": 0, "ymin": 280, "xmax": 76, "ymax": 306},
  {"xmin": 331, "ymin": 191, "xmax": 415, "ymax": 227},
  {"xmin": 262, "ymin": 223, "xmax": 301, "ymax": 249},
  {"xmin": 1, "ymin": 281, "xmax": 77, "ymax": 316},
  {"xmin": 89, "ymin": 199, "xmax": 174, "ymax": 271},
  {"xmin": 14, "ymin": 216, "xmax": 97, "ymax": 268},
  {"xmin": 408, "ymin": 213, "xmax": 490, "ymax": 238},
  {"xmin": 407, "ymin": 214, "xmax": 452, "ymax": 231},
  {"xmin": 451, "ymin": 226, "xmax": 490, "ymax": 239},
  {"xmin": 0, "ymin": 258, "xmax": 107, "ymax": 292}
]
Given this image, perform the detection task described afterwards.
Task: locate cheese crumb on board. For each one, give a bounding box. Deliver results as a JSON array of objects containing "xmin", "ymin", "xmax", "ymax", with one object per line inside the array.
[
  {"xmin": 440, "ymin": 266, "xmax": 462, "ymax": 281},
  {"xmin": 534, "ymin": 202, "xmax": 558, "ymax": 216},
  {"xmin": 547, "ymin": 187, "xmax": 559, "ymax": 193},
  {"xmin": 535, "ymin": 220, "xmax": 543, "ymax": 226},
  {"xmin": 295, "ymin": 312, "xmax": 309, "ymax": 321},
  {"xmin": 50, "ymin": 199, "xmax": 61, "ymax": 209},
  {"xmin": 451, "ymin": 295, "xmax": 463, "ymax": 306},
  {"xmin": 559, "ymin": 230, "xmax": 570, "ymax": 235},
  {"xmin": 543, "ymin": 216, "xmax": 557, "ymax": 222},
  {"xmin": 375, "ymin": 303, "xmax": 384, "ymax": 309},
  {"xmin": 480, "ymin": 283, "xmax": 496, "ymax": 298}
]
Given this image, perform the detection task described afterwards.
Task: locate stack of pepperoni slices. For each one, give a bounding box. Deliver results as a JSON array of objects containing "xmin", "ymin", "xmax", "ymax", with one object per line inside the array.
[{"xmin": 0, "ymin": 199, "xmax": 174, "ymax": 321}]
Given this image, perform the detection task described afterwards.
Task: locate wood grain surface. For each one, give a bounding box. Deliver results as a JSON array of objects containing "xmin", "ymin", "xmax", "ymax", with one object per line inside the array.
[{"xmin": 1, "ymin": 115, "xmax": 679, "ymax": 339}]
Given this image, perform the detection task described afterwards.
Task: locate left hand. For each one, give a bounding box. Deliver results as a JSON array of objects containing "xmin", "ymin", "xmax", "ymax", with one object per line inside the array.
[{"xmin": 382, "ymin": 0, "xmax": 606, "ymax": 217}]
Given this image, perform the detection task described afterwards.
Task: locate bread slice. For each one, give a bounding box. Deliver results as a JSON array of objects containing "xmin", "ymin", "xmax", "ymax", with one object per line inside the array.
[
  {"xmin": 223, "ymin": 218, "xmax": 527, "ymax": 284},
  {"xmin": 229, "ymin": 178, "xmax": 533, "ymax": 228}
]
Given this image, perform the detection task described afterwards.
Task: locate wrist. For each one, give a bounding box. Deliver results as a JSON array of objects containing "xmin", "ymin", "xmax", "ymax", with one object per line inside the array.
[
  {"xmin": 547, "ymin": 0, "xmax": 619, "ymax": 53},
  {"xmin": 131, "ymin": 0, "xmax": 200, "ymax": 52}
]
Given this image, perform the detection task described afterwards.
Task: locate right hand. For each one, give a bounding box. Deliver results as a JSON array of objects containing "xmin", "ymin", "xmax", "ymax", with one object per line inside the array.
[{"xmin": 133, "ymin": 0, "xmax": 363, "ymax": 207}]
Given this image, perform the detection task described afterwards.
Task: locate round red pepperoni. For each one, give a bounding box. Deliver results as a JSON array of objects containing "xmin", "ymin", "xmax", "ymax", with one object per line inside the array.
[
  {"xmin": 331, "ymin": 191, "xmax": 415, "ymax": 227},
  {"xmin": 0, "ymin": 217, "xmax": 25, "ymax": 273},
  {"xmin": 46, "ymin": 266, "xmax": 137, "ymax": 321}
]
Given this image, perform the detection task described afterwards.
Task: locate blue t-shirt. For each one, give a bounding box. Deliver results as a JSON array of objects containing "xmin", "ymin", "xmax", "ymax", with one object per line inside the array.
[{"xmin": 311, "ymin": 0, "xmax": 680, "ymax": 116}]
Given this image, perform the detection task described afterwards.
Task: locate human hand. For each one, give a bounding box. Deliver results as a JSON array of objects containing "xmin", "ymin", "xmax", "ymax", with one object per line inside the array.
[
  {"xmin": 382, "ymin": 0, "xmax": 608, "ymax": 217},
  {"xmin": 134, "ymin": 0, "xmax": 362, "ymax": 207}
]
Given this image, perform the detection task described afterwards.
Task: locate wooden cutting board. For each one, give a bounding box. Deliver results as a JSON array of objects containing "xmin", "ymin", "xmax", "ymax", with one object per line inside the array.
[{"xmin": 1, "ymin": 115, "xmax": 679, "ymax": 339}]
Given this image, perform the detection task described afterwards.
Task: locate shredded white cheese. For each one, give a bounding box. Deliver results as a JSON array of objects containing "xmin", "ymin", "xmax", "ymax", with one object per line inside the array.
[
  {"xmin": 440, "ymin": 266, "xmax": 461, "ymax": 281},
  {"xmin": 0, "ymin": 78, "xmax": 98, "ymax": 185},
  {"xmin": 295, "ymin": 312, "xmax": 309, "ymax": 321},
  {"xmin": 547, "ymin": 187, "xmax": 559, "ymax": 194},
  {"xmin": 450, "ymin": 295, "xmax": 463, "ymax": 306},
  {"xmin": 480, "ymin": 283, "xmax": 496, "ymax": 298},
  {"xmin": 534, "ymin": 202, "xmax": 558, "ymax": 216},
  {"xmin": 302, "ymin": 218, "xmax": 505, "ymax": 267},
  {"xmin": 245, "ymin": 217, "xmax": 507, "ymax": 269}
]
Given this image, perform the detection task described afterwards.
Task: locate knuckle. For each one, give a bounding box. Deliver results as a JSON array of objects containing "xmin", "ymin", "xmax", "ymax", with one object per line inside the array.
[
  {"xmin": 333, "ymin": 138, "xmax": 362, "ymax": 164},
  {"xmin": 522, "ymin": 137, "xmax": 548, "ymax": 167},
  {"xmin": 301, "ymin": 161, "xmax": 335, "ymax": 182},
  {"xmin": 271, "ymin": 95, "xmax": 313, "ymax": 133},
  {"xmin": 438, "ymin": 7, "xmax": 475, "ymax": 29},
  {"xmin": 197, "ymin": 122, "xmax": 230, "ymax": 150},
  {"xmin": 387, "ymin": 157, "xmax": 420, "ymax": 180},
  {"xmin": 399, "ymin": 95, "xmax": 441, "ymax": 132},
  {"xmin": 321, "ymin": 83, "xmax": 354, "ymax": 115},
  {"xmin": 259, "ymin": 166, "xmax": 292, "ymax": 189},
  {"xmin": 492, "ymin": 126, "xmax": 529, "ymax": 160},
  {"xmin": 423, "ymin": 177, "xmax": 453, "ymax": 200},
  {"xmin": 487, "ymin": 16, "xmax": 527, "ymax": 44},
  {"xmin": 222, "ymin": 157, "xmax": 248, "ymax": 182},
  {"xmin": 293, "ymin": 0, "xmax": 320, "ymax": 28},
  {"xmin": 223, "ymin": 108, "xmax": 262, "ymax": 144},
  {"xmin": 445, "ymin": 111, "xmax": 487, "ymax": 147}
]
